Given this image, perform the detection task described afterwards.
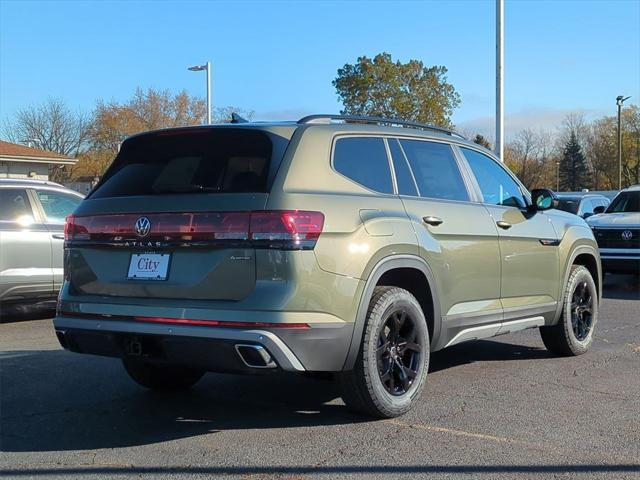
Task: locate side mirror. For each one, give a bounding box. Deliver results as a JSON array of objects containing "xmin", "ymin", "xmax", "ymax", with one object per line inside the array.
[
  {"xmin": 593, "ymin": 205, "xmax": 606, "ymax": 214},
  {"xmin": 530, "ymin": 188, "xmax": 559, "ymax": 211},
  {"xmin": 582, "ymin": 212, "xmax": 593, "ymax": 219}
]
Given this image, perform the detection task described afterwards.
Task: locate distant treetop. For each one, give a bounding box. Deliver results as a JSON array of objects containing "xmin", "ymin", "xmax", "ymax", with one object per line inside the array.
[{"xmin": 332, "ymin": 52, "xmax": 460, "ymax": 128}]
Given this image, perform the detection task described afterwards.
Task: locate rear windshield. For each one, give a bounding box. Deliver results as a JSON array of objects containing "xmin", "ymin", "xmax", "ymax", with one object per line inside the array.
[
  {"xmin": 556, "ymin": 197, "xmax": 580, "ymax": 214},
  {"xmin": 90, "ymin": 128, "xmax": 287, "ymax": 198},
  {"xmin": 606, "ymin": 191, "xmax": 640, "ymax": 213}
]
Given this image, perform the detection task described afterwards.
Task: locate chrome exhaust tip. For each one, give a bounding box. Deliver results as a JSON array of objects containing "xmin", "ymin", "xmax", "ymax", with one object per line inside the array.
[{"xmin": 235, "ymin": 344, "xmax": 277, "ymax": 369}]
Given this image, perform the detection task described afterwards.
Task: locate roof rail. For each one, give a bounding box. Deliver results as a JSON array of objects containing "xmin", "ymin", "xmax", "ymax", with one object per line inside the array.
[{"xmin": 297, "ymin": 114, "xmax": 467, "ymax": 139}]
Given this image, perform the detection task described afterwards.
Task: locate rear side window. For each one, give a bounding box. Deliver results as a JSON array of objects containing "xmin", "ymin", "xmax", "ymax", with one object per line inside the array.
[
  {"xmin": 333, "ymin": 137, "xmax": 393, "ymax": 194},
  {"xmin": 90, "ymin": 128, "xmax": 285, "ymax": 199},
  {"xmin": 36, "ymin": 190, "xmax": 83, "ymax": 223},
  {"xmin": 0, "ymin": 189, "xmax": 33, "ymax": 222},
  {"xmin": 399, "ymin": 140, "xmax": 469, "ymax": 201}
]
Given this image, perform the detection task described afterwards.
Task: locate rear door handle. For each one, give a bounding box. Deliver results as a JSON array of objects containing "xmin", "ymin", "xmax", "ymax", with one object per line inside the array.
[
  {"xmin": 423, "ymin": 216, "xmax": 443, "ymax": 226},
  {"xmin": 496, "ymin": 221, "xmax": 512, "ymax": 230},
  {"xmin": 52, "ymin": 234, "xmax": 65, "ymax": 240}
]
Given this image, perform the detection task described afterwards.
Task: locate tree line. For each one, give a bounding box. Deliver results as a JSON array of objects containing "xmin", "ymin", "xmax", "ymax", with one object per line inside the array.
[
  {"xmin": 3, "ymin": 89, "xmax": 253, "ymax": 182},
  {"xmin": 3, "ymin": 51, "xmax": 638, "ymax": 191},
  {"xmin": 490, "ymin": 108, "xmax": 640, "ymax": 191}
]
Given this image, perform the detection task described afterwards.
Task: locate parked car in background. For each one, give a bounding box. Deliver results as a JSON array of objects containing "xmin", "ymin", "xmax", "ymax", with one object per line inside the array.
[
  {"xmin": 53, "ymin": 115, "xmax": 601, "ymax": 418},
  {"xmin": 587, "ymin": 185, "xmax": 640, "ymax": 275},
  {"xmin": 555, "ymin": 192, "xmax": 611, "ymax": 219},
  {"xmin": 0, "ymin": 179, "xmax": 84, "ymax": 304}
]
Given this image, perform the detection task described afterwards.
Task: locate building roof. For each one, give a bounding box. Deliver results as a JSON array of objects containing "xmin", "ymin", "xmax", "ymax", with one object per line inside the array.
[{"xmin": 0, "ymin": 140, "xmax": 77, "ymax": 165}]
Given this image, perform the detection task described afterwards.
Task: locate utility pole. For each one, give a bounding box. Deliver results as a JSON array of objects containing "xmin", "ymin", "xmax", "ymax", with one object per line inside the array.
[
  {"xmin": 495, "ymin": 0, "xmax": 504, "ymax": 161},
  {"xmin": 616, "ymin": 95, "xmax": 630, "ymax": 190}
]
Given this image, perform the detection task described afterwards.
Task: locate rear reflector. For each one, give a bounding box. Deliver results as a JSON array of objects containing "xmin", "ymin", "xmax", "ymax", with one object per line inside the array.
[
  {"xmin": 59, "ymin": 311, "xmax": 309, "ymax": 329},
  {"xmin": 64, "ymin": 210, "xmax": 324, "ymax": 250}
]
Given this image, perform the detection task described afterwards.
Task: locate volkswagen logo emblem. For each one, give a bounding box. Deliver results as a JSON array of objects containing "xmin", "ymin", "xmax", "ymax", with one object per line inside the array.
[
  {"xmin": 135, "ymin": 217, "xmax": 151, "ymax": 237},
  {"xmin": 621, "ymin": 230, "xmax": 633, "ymax": 241}
]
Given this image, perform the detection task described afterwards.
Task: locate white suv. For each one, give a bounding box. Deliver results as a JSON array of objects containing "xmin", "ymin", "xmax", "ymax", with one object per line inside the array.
[
  {"xmin": 587, "ymin": 185, "xmax": 640, "ymax": 275},
  {"xmin": 0, "ymin": 179, "xmax": 84, "ymax": 304}
]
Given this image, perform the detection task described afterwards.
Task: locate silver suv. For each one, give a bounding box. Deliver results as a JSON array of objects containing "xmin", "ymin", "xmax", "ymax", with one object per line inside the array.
[
  {"xmin": 0, "ymin": 179, "xmax": 84, "ymax": 304},
  {"xmin": 587, "ymin": 185, "xmax": 640, "ymax": 274}
]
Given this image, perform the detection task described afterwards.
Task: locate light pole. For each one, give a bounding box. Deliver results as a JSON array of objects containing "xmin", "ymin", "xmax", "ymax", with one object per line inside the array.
[
  {"xmin": 556, "ymin": 161, "xmax": 560, "ymax": 191},
  {"xmin": 495, "ymin": 0, "xmax": 504, "ymax": 161},
  {"xmin": 616, "ymin": 95, "xmax": 630, "ymax": 190},
  {"xmin": 188, "ymin": 61, "xmax": 212, "ymax": 124}
]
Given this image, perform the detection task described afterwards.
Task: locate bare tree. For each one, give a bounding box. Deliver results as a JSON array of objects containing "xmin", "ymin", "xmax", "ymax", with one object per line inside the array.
[
  {"xmin": 4, "ymin": 98, "xmax": 91, "ymax": 157},
  {"xmin": 505, "ymin": 129, "xmax": 547, "ymax": 189}
]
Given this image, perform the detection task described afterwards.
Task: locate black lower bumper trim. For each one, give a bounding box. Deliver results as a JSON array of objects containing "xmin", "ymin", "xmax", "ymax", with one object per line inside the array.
[{"xmin": 56, "ymin": 328, "xmax": 279, "ymax": 374}]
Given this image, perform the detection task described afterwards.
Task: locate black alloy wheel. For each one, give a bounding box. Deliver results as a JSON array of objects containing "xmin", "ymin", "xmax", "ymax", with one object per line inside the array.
[
  {"xmin": 376, "ymin": 309, "xmax": 422, "ymax": 396},
  {"xmin": 571, "ymin": 280, "xmax": 594, "ymax": 341}
]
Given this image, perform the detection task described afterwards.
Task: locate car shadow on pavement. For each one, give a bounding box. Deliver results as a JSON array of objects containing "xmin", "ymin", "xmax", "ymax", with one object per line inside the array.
[
  {"xmin": 0, "ymin": 301, "xmax": 56, "ymax": 324},
  {"xmin": 1, "ymin": 337, "xmax": 554, "ymax": 453},
  {"xmin": 429, "ymin": 339, "xmax": 552, "ymax": 373},
  {"xmin": 602, "ymin": 274, "xmax": 640, "ymax": 300},
  {"xmin": 0, "ymin": 348, "xmax": 363, "ymax": 453}
]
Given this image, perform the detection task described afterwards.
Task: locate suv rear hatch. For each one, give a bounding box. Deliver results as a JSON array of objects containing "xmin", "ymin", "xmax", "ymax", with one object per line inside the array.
[{"xmin": 65, "ymin": 126, "xmax": 317, "ymax": 302}]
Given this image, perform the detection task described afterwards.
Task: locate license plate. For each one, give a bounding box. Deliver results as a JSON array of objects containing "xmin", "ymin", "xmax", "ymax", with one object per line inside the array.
[{"xmin": 127, "ymin": 253, "xmax": 170, "ymax": 281}]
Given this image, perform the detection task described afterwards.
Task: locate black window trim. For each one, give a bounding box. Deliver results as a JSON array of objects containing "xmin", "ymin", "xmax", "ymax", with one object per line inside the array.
[
  {"xmin": 453, "ymin": 144, "xmax": 532, "ymax": 210},
  {"xmin": 390, "ymin": 138, "xmax": 421, "ymax": 196}
]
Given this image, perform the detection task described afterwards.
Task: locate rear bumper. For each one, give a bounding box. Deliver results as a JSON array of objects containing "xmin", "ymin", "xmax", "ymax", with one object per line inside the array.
[{"xmin": 53, "ymin": 315, "xmax": 354, "ymax": 373}]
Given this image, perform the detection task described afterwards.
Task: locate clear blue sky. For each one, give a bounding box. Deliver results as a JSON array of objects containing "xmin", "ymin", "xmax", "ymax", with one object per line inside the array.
[{"xmin": 1, "ymin": 0, "xmax": 638, "ymax": 138}]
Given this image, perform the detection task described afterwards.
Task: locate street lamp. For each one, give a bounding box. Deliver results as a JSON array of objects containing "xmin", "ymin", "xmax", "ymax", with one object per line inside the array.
[
  {"xmin": 556, "ymin": 161, "xmax": 560, "ymax": 191},
  {"xmin": 616, "ymin": 95, "xmax": 631, "ymax": 190},
  {"xmin": 188, "ymin": 61, "xmax": 212, "ymax": 125}
]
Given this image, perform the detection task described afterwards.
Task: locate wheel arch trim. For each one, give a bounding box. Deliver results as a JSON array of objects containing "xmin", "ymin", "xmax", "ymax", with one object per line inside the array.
[
  {"xmin": 553, "ymin": 244, "xmax": 602, "ymax": 324},
  {"xmin": 342, "ymin": 254, "xmax": 441, "ymax": 371}
]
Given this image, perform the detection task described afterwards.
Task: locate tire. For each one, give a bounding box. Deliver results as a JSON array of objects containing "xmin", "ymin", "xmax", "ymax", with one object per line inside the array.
[
  {"xmin": 337, "ymin": 286, "xmax": 430, "ymax": 418},
  {"xmin": 122, "ymin": 358, "xmax": 205, "ymax": 391},
  {"xmin": 540, "ymin": 265, "xmax": 598, "ymax": 356}
]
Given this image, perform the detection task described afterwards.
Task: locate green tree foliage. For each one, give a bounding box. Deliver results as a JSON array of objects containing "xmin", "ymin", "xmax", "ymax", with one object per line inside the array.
[
  {"xmin": 333, "ymin": 53, "xmax": 460, "ymax": 127},
  {"xmin": 473, "ymin": 134, "xmax": 491, "ymax": 149},
  {"xmin": 559, "ymin": 132, "xmax": 591, "ymax": 191}
]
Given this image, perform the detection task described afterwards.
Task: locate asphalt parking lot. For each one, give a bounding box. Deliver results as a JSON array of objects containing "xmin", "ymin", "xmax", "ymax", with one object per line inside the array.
[{"xmin": 1, "ymin": 275, "xmax": 639, "ymax": 479}]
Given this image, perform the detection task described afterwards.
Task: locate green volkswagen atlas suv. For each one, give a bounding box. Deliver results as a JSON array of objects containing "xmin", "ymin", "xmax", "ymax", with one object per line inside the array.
[{"xmin": 54, "ymin": 115, "xmax": 601, "ymax": 418}]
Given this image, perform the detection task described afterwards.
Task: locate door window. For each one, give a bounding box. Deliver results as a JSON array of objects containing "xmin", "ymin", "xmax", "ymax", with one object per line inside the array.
[
  {"xmin": 36, "ymin": 190, "xmax": 82, "ymax": 223},
  {"xmin": 0, "ymin": 189, "xmax": 33, "ymax": 223},
  {"xmin": 399, "ymin": 139, "xmax": 469, "ymax": 201},
  {"xmin": 461, "ymin": 147, "xmax": 526, "ymax": 208},
  {"xmin": 333, "ymin": 137, "xmax": 393, "ymax": 194}
]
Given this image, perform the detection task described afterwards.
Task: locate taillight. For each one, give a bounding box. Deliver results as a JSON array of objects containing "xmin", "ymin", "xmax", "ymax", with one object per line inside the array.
[
  {"xmin": 65, "ymin": 210, "xmax": 324, "ymax": 250},
  {"xmin": 250, "ymin": 211, "xmax": 324, "ymax": 249},
  {"xmin": 64, "ymin": 214, "xmax": 90, "ymax": 241},
  {"xmin": 64, "ymin": 215, "xmax": 73, "ymax": 240}
]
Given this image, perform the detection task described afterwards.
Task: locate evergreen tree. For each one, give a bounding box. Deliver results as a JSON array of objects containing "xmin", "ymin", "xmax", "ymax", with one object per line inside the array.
[
  {"xmin": 473, "ymin": 134, "xmax": 491, "ymax": 149},
  {"xmin": 559, "ymin": 132, "xmax": 590, "ymax": 191}
]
